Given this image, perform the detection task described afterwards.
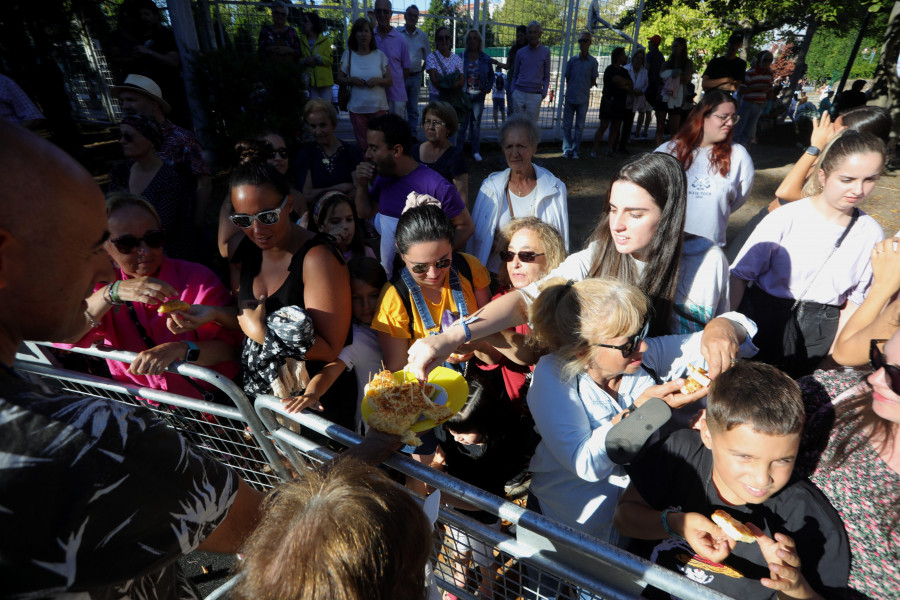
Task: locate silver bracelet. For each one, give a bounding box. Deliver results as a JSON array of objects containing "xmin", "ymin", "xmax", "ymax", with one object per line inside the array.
[{"xmin": 84, "ymin": 309, "xmax": 102, "ymax": 329}]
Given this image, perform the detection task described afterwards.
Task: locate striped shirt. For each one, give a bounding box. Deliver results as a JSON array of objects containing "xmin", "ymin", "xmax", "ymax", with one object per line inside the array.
[{"xmin": 741, "ymin": 66, "xmax": 773, "ymax": 104}]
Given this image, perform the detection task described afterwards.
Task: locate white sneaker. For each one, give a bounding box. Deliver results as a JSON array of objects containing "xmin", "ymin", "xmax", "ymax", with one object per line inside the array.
[{"xmin": 473, "ymin": 153, "xmax": 483, "ymax": 162}]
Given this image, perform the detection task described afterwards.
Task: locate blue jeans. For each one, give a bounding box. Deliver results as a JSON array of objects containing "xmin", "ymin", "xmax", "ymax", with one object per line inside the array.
[
  {"xmin": 561, "ymin": 100, "xmax": 588, "ymax": 154},
  {"xmin": 405, "ymin": 72, "xmax": 423, "ymax": 137},
  {"xmin": 734, "ymin": 100, "xmax": 765, "ymax": 146},
  {"xmin": 458, "ymin": 93, "xmax": 486, "ymax": 153}
]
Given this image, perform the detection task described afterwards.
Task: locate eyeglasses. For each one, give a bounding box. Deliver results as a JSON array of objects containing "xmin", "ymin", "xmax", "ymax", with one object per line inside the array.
[
  {"xmin": 710, "ymin": 113, "xmax": 740, "ymax": 124},
  {"xmin": 499, "ymin": 250, "xmax": 545, "ymax": 263},
  {"xmin": 424, "ymin": 119, "xmax": 445, "ymax": 129},
  {"xmin": 109, "ymin": 229, "xmax": 166, "ymax": 254},
  {"xmin": 592, "ymin": 320, "xmax": 650, "ymax": 358},
  {"xmin": 870, "ymin": 339, "xmax": 900, "ymax": 394},
  {"xmin": 272, "ymin": 147, "xmax": 289, "ymax": 158},
  {"xmin": 408, "ymin": 257, "xmax": 452, "ymax": 274},
  {"xmin": 374, "ymin": 8, "xmax": 391, "ymax": 15},
  {"xmin": 229, "ymin": 196, "xmax": 289, "ymax": 228}
]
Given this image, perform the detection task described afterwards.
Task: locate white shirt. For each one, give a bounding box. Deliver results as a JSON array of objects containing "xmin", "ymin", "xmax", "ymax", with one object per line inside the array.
[
  {"xmin": 341, "ymin": 50, "xmax": 390, "ymax": 113},
  {"xmin": 337, "ymin": 324, "xmax": 383, "ymax": 432},
  {"xmin": 656, "ymin": 142, "xmax": 754, "ymax": 247},
  {"xmin": 731, "ymin": 198, "xmax": 884, "ymax": 306},
  {"xmin": 398, "ymin": 26, "xmax": 430, "ymax": 72}
]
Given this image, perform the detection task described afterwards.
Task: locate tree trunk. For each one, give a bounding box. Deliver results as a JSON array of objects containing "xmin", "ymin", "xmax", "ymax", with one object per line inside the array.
[
  {"xmin": 869, "ymin": 1, "xmax": 900, "ymax": 161},
  {"xmin": 788, "ymin": 17, "xmax": 818, "ymax": 92}
]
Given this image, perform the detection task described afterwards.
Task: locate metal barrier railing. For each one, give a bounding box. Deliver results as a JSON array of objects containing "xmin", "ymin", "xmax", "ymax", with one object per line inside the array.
[
  {"xmin": 14, "ymin": 343, "xmax": 291, "ymax": 490},
  {"xmin": 254, "ymin": 395, "xmax": 734, "ymax": 600}
]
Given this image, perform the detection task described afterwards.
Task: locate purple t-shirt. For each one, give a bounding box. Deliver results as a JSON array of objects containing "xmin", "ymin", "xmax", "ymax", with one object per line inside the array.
[
  {"xmin": 371, "ymin": 163, "xmax": 465, "ymax": 219},
  {"xmin": 513, "ymin": 44, "xmax": 551, "ymax": 96},
  {"xmin": 374, "ymin": 28, "xmax": 410, "ymax": 102}
]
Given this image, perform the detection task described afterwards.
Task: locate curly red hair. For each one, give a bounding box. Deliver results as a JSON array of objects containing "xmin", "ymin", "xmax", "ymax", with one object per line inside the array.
[{"xmin": 669, "ymin": 90, "xmax": 737, "ymax": 177}]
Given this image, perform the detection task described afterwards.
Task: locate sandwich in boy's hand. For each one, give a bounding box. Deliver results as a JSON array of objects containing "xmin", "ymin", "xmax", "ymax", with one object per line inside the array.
[
  {"xmin": 157, "ymin": 300, "xmax": 191, "ymax": 314},
  {"xmin": 711, "ymin": 510, "xmax": 756, "ymax": 543},
  {"xmin": 680, "ymin": 364, "xmax": 711, "ymax": 395}
]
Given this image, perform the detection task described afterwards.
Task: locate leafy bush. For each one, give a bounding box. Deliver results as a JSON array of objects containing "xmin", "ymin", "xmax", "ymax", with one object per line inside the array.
[{"xmin": 189, "ymin": 48, "xmax": 308, "ymax": 166}]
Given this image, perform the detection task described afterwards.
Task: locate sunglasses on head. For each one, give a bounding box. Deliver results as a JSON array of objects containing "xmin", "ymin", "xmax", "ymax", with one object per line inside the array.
[
  {"xmin": 870, "ymin": 339, "xmax": 900, "ymax": 394},
  {"xmin": 109, "ymin": 230, "xmax": 166, "ymax": 254},
  {"xmin": 272, "ymin": 147, "xmax": 289, "ymax": 159},
  {"xmin": 408, "ymin": 257, "xmax": 452, "ymax": 274},
  {"xmin": 499, "ymin": 250, "xmax": 545, "ymax": 263},
  {"xmin": 592, "ymin": 320, "xmax": 650, "ymax": 358},
  {"xmin": 230, "ymin": 196, "xmax": 289, "ymax": 228}
]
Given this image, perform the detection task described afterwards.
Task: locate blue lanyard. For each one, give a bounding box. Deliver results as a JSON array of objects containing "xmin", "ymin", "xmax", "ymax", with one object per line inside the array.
[{"xmin": 400, "ymin": 265, "xmax": 469, "ymax": 336}]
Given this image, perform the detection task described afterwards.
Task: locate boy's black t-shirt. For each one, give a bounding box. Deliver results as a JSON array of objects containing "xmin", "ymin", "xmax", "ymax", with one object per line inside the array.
[
  {"xmin": 626, "ymin": 430, "xmax": 849, "ymax": 599},
  {"xmin": 702, "ymin": 56, "xmax": 747, "ymax": 87}
]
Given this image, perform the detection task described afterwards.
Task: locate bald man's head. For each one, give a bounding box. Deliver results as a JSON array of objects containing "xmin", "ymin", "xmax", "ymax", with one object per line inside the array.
[{"xmin": 0, "ymin": 120, "xmax": 112, "ymax": 363}]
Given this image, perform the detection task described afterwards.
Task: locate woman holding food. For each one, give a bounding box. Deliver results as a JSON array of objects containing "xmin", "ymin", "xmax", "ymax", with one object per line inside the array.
[
  {"xmin": 526, "ymin": 277, "xmax": 756, "ymax": 542},
  {"xmin": 65, "ymin": 193, "xmax": 241, "ymax": 402},
  {"xmin": 372, "ymin": 204, "xmax": 491, "ymax": 372},
  {"xmin": 408, "ymin": 152, "xmax": 735, "ymax": 381}
]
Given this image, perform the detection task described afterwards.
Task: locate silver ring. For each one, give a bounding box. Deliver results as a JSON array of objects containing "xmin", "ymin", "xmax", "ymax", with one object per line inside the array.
[{"xmin": 730, "ymin": 358, "xmax": 738, "ymax": 366}]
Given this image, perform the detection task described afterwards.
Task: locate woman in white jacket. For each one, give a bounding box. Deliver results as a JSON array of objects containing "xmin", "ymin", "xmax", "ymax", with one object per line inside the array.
[{"xmin": 467, "ymin": 116, "xmax": 569, "ymax": 274}]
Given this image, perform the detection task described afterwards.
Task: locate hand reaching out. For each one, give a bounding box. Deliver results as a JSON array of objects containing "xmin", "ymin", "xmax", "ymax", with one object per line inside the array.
[
  {"xmin": 680, "ymin": 512, "xmax": 736, "ymax": 564},
  {"xmin": 747, "ymin": 523, "xmax": 821, "ymax": 599},
  {"xmin": 166, "ymin": 304, "xmax": 215, "ymax": 334}
]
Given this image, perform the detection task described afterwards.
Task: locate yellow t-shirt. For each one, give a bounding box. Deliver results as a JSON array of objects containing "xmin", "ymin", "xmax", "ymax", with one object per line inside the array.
[{"xmin": 372, "ymin": 253, "xmax": 491, "ymax": 340}]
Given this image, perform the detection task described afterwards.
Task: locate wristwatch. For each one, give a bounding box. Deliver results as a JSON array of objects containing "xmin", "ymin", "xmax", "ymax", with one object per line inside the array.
[
  {"xmin": 183, "ymin": 340, "xmax": 200, "ymax": 363},
  {"xmin": 804, "ymin": 145, "xmax": 820, "ymax": 157}
]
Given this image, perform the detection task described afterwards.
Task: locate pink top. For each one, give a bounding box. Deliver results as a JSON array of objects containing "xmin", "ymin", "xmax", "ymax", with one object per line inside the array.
[{"xmin": 65, "ymin": 258, "xmax": 242, "ymax": 400}]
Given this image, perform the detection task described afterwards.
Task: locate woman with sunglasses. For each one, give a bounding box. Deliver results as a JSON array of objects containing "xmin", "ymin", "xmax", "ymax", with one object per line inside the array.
[
  {"xmin": 371, "ymin": 204, "xmax": 491, "ymax": 372},
  {"xmin": 524, "ymin": 277, "xmax": 756, "ymax": 542},
  {"xmin": 408, "ymin": 153, "xmax": 736, "ymax": 382},
  {"xmin": 108, "ymin": 115, "xmax": 197, "ymax": 261},
  {"xmin": 795, "ymin": 333, "xmax": 900, "ymax": 598},
  {"xmin": 467, "ymin": 116, "xmax": 569, "ymax": 276},
  {"xmin": 425, "ymin": 26, "xmax": 463, "ymax": 103},
  {"xmin": 470, "ymin": 217, "xmax": 566, "ymax": 411},
  {"xmin": 731, "ymin": 131, "xmax": 886, "ymax": 378},
  {"xmin": 210, "ymin": 162, "xmax": 354, "ymax": 426},
  {"xmin": 656, "ymin": 90, "xmax": 754, "ymax": 248},
  {"xmin": 66, "ymin": 193, "xmax": 241, "ymax": 401}
]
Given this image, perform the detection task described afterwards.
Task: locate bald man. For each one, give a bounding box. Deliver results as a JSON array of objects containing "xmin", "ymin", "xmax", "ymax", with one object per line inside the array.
[{"xmin": 0, "ymin": 120, "xmax": 264, "ymax": 598}]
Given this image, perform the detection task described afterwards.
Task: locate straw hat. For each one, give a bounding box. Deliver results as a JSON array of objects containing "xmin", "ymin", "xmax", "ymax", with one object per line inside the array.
[{"xmin": 111, "ymin": 74, "xmax": 172, "ymax": 114}]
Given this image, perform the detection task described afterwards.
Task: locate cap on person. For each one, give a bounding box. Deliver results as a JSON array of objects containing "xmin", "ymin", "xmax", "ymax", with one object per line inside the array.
[
  {"xmin": 111, "ymin": 74, "xmax": 172, "ymax": 114},
  {"xmin": 649, "ymin": 34, "xmax": 661, "ymax": 45}
]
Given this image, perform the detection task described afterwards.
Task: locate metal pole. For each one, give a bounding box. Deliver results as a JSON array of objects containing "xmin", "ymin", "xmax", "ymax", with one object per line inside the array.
[
  {"xmin": 553, "ymin": 0, "xmax": 577, "ymax": 138},
  {"xmin": 165, "ymin": 0, "xmax": 209, "ymax": 145},
  {"xmin": 836, "ymin": 9, "xmax": 872, "ymax": 95},
  {"xmin": 632, "ymin": 0, "xmax": 645, "ymax": 55}
]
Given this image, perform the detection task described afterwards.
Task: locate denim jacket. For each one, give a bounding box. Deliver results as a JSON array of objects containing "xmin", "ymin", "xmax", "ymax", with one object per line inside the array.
[{"xmin": 462, "ymin": 51, "xmax": 495, "ymax": 95}]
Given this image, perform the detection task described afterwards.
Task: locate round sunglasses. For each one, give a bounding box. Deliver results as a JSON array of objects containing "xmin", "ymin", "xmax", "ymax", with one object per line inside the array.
[
  {"xmin": 109, "ymin": 230, "xmax": 166, "ymax": 254},
  {"xmin": 592, "ymin": 320, "xmax": 650, "ymax": 358},
  {"xmin": 870, "ymin": 339, "xmax": 900, "ymax": 394},
  {"xmin": 499, "ymin": 250, "xmax": 545, "ymax": 263},
  {"xmin": 230, "ymin": 196, "xmax": 289, "ymax": 228}
]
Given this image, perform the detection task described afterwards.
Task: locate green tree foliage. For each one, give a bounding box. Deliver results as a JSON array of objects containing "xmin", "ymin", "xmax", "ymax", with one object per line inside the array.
[
  {"xmin": 804, "ymin": 10, "xmax": 889, "ymax": 82},
  {"xmin": 493, "ymin": 0, "xmax": 567, "ymax": 46},
  {"xmin": 425, "ymin": 0, "xmax": 456, "ymax": 41}
]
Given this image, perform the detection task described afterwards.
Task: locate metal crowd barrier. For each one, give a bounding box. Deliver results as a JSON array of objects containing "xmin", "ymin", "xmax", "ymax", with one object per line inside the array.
[
  {"xmin": 14, "ymin": 342, "xmax": 290, "ymax": 490},
  {"xmin": 254, "ymin": 396, "xmax": 734, "ymax": 600}
]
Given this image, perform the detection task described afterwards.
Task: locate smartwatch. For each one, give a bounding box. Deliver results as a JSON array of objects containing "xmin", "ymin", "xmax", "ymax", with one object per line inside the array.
[
  {"xmin": 183, "ymin": 340, "xmax": 200, "ymax": 363},
  {"xmin": 804, "ymin": 145, "xmax": 820, "ymax": 157}
]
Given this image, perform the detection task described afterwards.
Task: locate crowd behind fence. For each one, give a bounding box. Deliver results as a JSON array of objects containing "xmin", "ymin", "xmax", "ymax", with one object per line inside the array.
[{"xmin": 14, "ymin": 342, "xmax": 733, "ymax": 600}]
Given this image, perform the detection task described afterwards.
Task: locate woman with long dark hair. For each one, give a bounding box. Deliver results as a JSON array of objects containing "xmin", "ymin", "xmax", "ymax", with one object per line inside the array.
[
  {"xmin": 657, "ymin": 89, "xmax": 754, "ymax": 247},
  {"xmin": 407, "ymin": 152, "xmax": 738, "ymax": 380}
]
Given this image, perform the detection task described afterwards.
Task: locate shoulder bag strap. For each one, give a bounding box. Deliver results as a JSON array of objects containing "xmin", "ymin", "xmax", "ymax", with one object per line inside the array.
[{"xmin": 791, "ymin": 208, "xmax": 860, "ymax": 311}]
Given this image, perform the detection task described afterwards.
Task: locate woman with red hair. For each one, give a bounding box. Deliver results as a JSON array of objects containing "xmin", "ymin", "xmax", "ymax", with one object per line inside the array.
[{"xmin": 656, "ymin": 90, "xmax": 754, "ymax": 248}]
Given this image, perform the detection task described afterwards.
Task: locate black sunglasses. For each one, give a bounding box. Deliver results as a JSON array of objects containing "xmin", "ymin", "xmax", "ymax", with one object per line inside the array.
[
  {"xmin": 272, "ymin": 147, "xmax": 289, "ymax": 159},
  {"xmin": 592, "ymin": 320, "xmax": 650, "ymax": 358},
  {"xmin": 109, "ymin": 230, "xmax": 166, "ymax": 254},
  {"xmin": 870, "ymin": 339, "xmax": 900, "ymax": 394},
  {"xmin": 409, "ymin": 257, "xmax": 452, "ymax": 274},
  {"xmin": 499, "ymin": 250, "xmax": 545, "ymax": 263}
]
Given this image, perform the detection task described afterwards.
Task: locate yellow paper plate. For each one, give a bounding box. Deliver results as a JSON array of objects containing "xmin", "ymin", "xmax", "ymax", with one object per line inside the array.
[{"xmin": 361, "ymin": 367, "xmax": 469, "ymax": 433}]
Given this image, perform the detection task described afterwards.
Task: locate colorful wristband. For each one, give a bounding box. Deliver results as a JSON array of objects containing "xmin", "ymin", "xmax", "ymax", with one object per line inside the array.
[{"xmin": 661, "ymin": 506, "xmax": 685, "ymax": 541}]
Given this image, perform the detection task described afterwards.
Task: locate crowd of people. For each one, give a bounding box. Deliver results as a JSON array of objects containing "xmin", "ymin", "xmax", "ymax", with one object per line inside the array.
[{"xmin": 1, "ymin": 8, "xmax": 898, "ymax": 600}]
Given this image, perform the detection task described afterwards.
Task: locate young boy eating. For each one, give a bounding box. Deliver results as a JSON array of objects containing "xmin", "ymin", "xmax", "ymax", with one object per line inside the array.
[{"xmin": 613, "ymin": 361, "xmax": 849, "ymax": 599}]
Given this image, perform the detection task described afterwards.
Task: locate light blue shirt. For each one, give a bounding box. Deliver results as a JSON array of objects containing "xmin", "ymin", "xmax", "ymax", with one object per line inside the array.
[{"xmin": 564, "ymin": 54, "xmax": 598, "ymax": 104}]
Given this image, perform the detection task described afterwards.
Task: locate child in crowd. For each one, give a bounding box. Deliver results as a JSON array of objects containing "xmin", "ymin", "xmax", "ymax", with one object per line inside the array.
[
  {"xmin": 614, "ymin": 361, "xmax": 850, "ymax": 599},
  {"xmin": 412, "ymin": 372, "xmax": 532, "ymax": 600},
  {"xmin": 307, "ymin": 191, "xmax": 375, "ymax": 263},
  {"xmin": 282, "ymin": 257, "xmax": 385, "ymax": 433}
]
